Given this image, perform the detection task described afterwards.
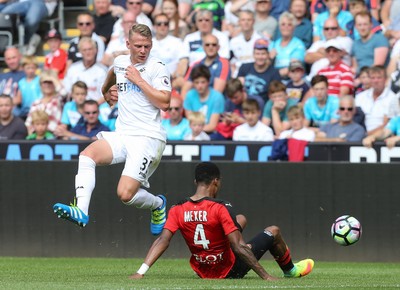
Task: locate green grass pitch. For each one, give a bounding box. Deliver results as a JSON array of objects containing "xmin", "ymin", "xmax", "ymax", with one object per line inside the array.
[{"xmin": 0, "ymin": 257, "xmax": 399, "ymax": 289}]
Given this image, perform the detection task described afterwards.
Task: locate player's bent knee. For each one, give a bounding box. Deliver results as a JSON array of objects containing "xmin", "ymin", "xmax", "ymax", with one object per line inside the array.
[
  {"xmin": 117, "ymin": 188, "xmax": 135, "ymax": 203},
  {"xmin": 265, "ymin": 225, "xmax": 280, "ymax": 237}
]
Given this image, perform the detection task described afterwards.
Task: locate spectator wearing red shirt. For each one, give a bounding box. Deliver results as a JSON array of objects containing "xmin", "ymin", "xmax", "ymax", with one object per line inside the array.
[
  {"xmin": 317, "ymin": 39, "xmax": 354, "ymax": 98},
  {"xmin": 44, "ymin": 29, "xmax": 68, "ymax": 80}
]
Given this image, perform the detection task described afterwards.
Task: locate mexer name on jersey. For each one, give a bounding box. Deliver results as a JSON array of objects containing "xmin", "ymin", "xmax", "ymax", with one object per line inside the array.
[{"xmin": 184, "ymin": 210, "xmax": 208, "ymax": 222}]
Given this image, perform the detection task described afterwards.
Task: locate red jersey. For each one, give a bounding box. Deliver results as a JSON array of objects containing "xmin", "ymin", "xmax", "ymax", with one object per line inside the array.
[
  {"xmin": 164, "ymin": 197, "xmax": 239, "ymax": 279},
  {"xmin": 44, "ymin": 48, "xmax": 68, "ymax": 79},
  {"xmin": 318, "ymin": 61, "xmax": 354, "ymax": 97}
]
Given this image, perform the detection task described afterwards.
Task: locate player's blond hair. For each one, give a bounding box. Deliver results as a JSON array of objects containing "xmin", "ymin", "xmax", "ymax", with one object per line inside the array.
[
  {"xmin": 31, "ymin": 110, "xmax": 49, "ymax": 124},
  {"xmin": 187, "ymin": 112, "xmax": 205, "ymax": 125},
  {"xmin": 129, "ymin": 24, "xmax": 152, "ymax": 40}
]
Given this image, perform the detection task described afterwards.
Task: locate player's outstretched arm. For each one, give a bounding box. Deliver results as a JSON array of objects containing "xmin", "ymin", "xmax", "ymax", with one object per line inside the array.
[
  {"xmin": 125, "ymin": 65, "xmax": 171, "ymax": 111},
  {"xmin": 129, "ymin": 229, "xmax": 174, "ymax": 280},
  {"xmin": 228, "ymin": 230, "xmax": 278, "ymax": 281}
]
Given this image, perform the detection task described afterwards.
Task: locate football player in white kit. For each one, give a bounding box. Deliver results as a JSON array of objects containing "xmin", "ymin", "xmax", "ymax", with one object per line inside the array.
[{"xmin": 53, "ymin": 24, "xmax": 172, "ymax": 236}]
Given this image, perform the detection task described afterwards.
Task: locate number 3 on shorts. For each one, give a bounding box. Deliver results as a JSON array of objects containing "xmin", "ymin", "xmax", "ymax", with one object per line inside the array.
[
  {"xmin": 140, "ymin": 157, "xmax": 153, "ymax": 174},
  {"xmin": 194, "ymin": 224, "xmax": 210, "ymax": 249}
]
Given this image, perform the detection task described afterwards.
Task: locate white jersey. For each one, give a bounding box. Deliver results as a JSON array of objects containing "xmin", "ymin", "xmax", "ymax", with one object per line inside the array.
[
  {"xmin": 151, "ymin": 35, "xmax": 183, "ymax": 75},
  {"xmin": 113, "ymin": 54, "xmax": 172, "ymax": 141},
  {"xmin": 233, "ymin": 121, "xmax": 274, "ymax": 141},
  {"xmin": 279, "ymin": 127, "xmax": 316, "ymax": 142},
  {"xmin": 63, "ymin": 61, "xmax": 108, "ymax": 102}
]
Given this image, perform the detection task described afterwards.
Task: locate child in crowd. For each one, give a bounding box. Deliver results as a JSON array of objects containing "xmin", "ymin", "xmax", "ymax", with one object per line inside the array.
[
  {"xmin": 286, "ymin": 61, "xmax": 310, "ymax": 104},
  {"xmin": 262, "ymin": 80, "xmax": 298, "ymax": 137},
  {"xmin": 355, "ymin": 66, "xmax": 371, "ymax": 95},
  {"xmin": 279, "ymin": 105, "xmax": 315, "ymax": 141},
  {"xmin": 13, "ymin": 56, "xmax": 42, "ymax": 119},
  {"xmin": 233, "ymin": 99, "xmax": 274, "ymax": 141},
  {"xmin": 44, "ymin": 29, "xmax": 68, "ymax": 80},
  {"xmin": 60, "ymin": 81, "xmax": 87, "ymax": 129},
  {"xmin": 184, "ymin": 112, "xmax": 211, "ymax": 141},
  {"xmin": 26, "ymin": 110, "xmax": 55, "ymax": 140}
]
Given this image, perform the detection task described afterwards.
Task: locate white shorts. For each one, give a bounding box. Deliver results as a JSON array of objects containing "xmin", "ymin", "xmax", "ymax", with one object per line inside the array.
[{"xmin": 97, "ymin": 131, "xmax": 166, "ymax": 188}]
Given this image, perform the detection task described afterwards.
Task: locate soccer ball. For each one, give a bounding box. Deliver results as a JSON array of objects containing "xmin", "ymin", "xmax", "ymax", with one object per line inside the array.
[{"xmin": 331, "ymin": 215, "xmax": 362, "ymax": 246}]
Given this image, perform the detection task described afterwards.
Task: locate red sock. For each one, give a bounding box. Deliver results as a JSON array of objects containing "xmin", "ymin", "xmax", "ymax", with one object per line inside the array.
[{"xmin": 275, "ymin": 247, "xmax": 295, "ymax": 272}]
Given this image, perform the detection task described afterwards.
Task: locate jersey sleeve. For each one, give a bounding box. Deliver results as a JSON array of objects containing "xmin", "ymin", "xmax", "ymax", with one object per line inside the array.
[
  {"xmin": 217, "ymin": 205, "xmax": 240, "ymax": 235},
  {"xmin": 164, "ymin": 206, "xmax": 180, "ymax": 234},
  {"xmin": 151, "ymin": 61, "xmax": 172, "ymax": 92}
]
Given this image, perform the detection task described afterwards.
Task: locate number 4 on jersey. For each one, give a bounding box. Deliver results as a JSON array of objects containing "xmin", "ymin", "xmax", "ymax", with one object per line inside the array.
[{"xmin": 194, "ymin": 224, "xmax": 210, "ymax": 250}]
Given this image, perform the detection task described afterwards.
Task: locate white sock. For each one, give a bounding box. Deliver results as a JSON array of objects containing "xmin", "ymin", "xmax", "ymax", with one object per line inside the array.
[
  {"xmin": 123, "ymin": 188, "xmax": 162, "ymax": 210},
  {"xmin": 75, "ymin": 155, "xmax": 96, "ymax": 215}
]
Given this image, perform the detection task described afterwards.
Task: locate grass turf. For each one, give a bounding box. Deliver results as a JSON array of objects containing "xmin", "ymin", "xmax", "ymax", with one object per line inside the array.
[{"xmin": 0, "ymin": 257, "xmax": 399, "ymax": 289}]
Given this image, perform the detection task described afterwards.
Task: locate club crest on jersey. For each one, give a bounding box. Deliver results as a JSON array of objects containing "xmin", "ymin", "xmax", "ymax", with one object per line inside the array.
[
  {"xmin": 139, "ymin": 67, "xmax": 146, "ymax": 73},
  {"xmin": 162, "ymin": 76, "xmax": 170, "ymax": 86}
]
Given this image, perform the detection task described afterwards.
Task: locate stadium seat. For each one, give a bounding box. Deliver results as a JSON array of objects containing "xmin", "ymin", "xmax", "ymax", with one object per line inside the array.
[{"xmin": 0, "ymin": 13, "xmax": 18, "ymax": 61}]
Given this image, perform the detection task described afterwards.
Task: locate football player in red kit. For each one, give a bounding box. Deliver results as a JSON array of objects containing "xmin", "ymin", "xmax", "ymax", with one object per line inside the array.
[{"xmin": 130, "ymin": 162, "xmax": 314, "ymax": 280}]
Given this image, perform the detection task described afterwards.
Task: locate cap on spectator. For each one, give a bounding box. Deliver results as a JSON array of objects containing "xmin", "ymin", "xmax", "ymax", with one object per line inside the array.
[
  {"xmin": 254, "ymin": 38, "xmax": 269, "ymax": 51},
  {"xmin": 45, "ymin": 29, "xmax": 62, "ymax": 41},
  {"xmin": 324, "ymin": 39, "xmax": 343, "ymax": 50},
  {"xmin": 289, "ymin": 60, "xmax": 305, "ymax": 71}
]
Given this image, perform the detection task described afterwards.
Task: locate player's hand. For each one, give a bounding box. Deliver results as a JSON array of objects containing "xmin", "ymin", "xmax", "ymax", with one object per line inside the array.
[
  {"xmin": 263, "ymin": 275, "xmax": 279, "ymax": 281},
  {"xmin": 125, "ymin": 65, "xmax": 143, "ymax": 85},
  {"xmin": 129, "ymin": 273, "xmax": 144, "ymax": 280},
  {"xmin": 104, "ymin": 84, "xmax": 118, "ymax": 107}
]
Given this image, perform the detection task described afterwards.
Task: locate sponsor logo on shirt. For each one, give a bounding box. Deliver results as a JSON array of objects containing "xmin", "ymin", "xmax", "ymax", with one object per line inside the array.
[
  {"xmin": 193, "ymin": 252, "xmax": 224, "ymax": 264},
  {"xmin": 117, "ymin": 82, "xmax": 142, "ymax": 93}
]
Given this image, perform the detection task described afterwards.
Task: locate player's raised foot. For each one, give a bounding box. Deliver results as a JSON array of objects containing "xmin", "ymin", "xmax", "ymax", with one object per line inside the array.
[
  {"xmin": 284, "ymin": 259, "xmax": 314, "ymax": 278},
  {"xmin": 53, "ymin": 202, "xmax": 89, "ymax": 227},
  {"xmin": 150, "ymin": 195, "xmax": 167, "ymax": 235}
]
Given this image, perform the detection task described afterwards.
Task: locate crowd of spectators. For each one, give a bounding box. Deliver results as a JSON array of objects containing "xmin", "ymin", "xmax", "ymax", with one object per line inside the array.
[{"xmin": 1, "ymin": 0, "xmax": 400, "ymax": 149}]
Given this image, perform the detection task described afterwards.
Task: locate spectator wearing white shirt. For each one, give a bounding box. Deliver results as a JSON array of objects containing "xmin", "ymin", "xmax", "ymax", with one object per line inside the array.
[
  {"xmin": 230, "ymin": 10, "xmax": 262, "ymax": 78},
  {"xmin": 101, "ymin": 10, "xmax": 136, "ymax": 67},
  {"xmin": 67, "ymin": 12, "xmax": 106, "ymax": 68},
  {"xmin": 279, "ymin": 105, "xmax": 315, "ymax": 141},
  {"xmin": 355, "ymin": 65, "xmax": 397, "ymax": 136},
  {"xmin": 151, "ymin": 13, "xmax": 184, "ymax": 76},
  {"xmin": 233, "ymin": 99, "xmax": 274, "ymax": 141},
  {"xmin": 64, "ymin": 37, "xmax": 108, "ymax": 103}
]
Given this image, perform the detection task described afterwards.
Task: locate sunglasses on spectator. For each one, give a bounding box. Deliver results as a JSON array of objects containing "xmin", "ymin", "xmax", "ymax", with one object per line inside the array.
[
  {"xmin": 155, "ymin": 21, "xmax": 169, "ymax": 26},
  {"xmin": 324, "ymin": 26, "xmax": 338, "ymax": 31},
  {"xmin": 257, "ymin": 0, "xmax": 270, "ymax": 3},
  {"xmin": 84, "ymin": 111, "xmax": 99, "ymax": 115},
  {"xmin": 339, "ymin": 107, "xmax": 353, "ymax": 111},
  {"xmin": 78, "ymin": 22, "xmax": 92, "ymax": 26},
  {"xmin": 168, "ymin": 107, "xmax": 181, "ymax": 111},
  {"xmin": 128, "ymin": 1, "xmax": 142, "ymax": 5},
  {"xmin": 197, "ymin": 18, "xmax": 211, "ymax": 22},
  {"xmin": 204, "ymin": 43, "xmax": 218, "ymax": 47}
]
